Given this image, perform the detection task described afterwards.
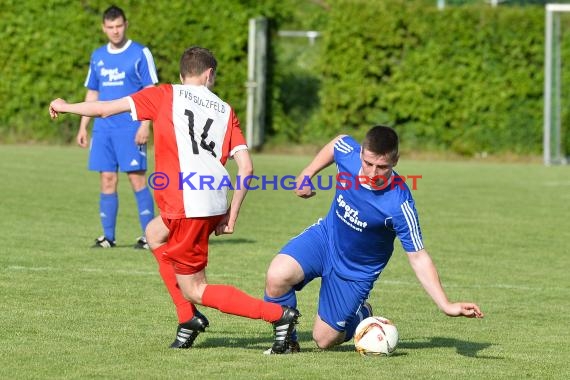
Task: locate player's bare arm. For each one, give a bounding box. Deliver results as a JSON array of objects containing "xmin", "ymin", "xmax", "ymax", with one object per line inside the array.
[
  {"xmin": 77, "ymin": 89, "xmax": 99, "ymax": 148},
  {"xmin": 295, "ymin": 134, "xmax": 346, "ymax": 198},
  {"xmin": 134, "ymin": 85, "xmax": 155, "ymax": 145},
  {"xmin": 50, "ymin": 97, "xmax": 131, "ymax": 119},
  {"xmin": 214, "ymin": 148, "xmax": 253, "ymax": 236},
  {"xmin": 407, "ymin": 249, "xmax": 484, "ymax": 319}
]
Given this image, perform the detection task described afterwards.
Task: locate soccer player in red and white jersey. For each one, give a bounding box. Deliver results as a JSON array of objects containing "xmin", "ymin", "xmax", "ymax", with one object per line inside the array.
[{"xmin": 49, "ymin": 46, "xmax": 299, "ymax": 354}]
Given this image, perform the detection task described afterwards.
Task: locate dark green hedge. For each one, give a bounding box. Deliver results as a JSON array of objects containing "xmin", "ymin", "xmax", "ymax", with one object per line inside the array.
[
  {"xmin": 0, "ymin": 0, "xmax": 293, "ymax": 143},
  {"xmin": 314, "ymin": 0, "xmax": 549, "ymax": 154},
  {"xmin": 0, "ymin": 0, "xmax": 566, "ymax": 155}
]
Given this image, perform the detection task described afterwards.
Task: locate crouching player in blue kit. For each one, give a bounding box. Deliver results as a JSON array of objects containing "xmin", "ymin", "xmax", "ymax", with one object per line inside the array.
[{"xmin": 264, "ymin": 125, "xmax": 484, "ymax": 353}]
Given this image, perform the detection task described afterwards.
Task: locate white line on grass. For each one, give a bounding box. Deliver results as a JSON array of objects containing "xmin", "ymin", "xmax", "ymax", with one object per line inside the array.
[
  {"xmin": 543, "ymin": 181, "xmax": 570, "ymax": 186},
  {"xmin": 380, "ymin": 279, "xmax": 565, "ymax": 291},
  {"xmin": 6, "ymin": 265, "xmax": 156, "ymax": 276}
]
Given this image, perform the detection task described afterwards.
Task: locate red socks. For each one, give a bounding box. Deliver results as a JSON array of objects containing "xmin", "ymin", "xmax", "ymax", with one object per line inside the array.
[
  {"xmin": 152, "ymin": 246, "xmax": 283, "ymax": 323},
  {"xmin": 151, "ymin": 245, "xmax": 195, "ymax": 323},
  {"xmin": 201, "ymin": 284, "xmax": 283, "ymax": 322}
]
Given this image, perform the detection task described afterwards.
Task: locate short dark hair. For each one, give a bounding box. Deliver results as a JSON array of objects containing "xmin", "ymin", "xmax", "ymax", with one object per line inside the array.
[
  {"xmin": 362, "ymin": 125, "xmax": 399, "ymax": 162},
  {"xmin": 179, "ymin": 47, "xmax": 217, "ymax": 79},
  {"xmin": 103, "ymin": 5, "xmax": 126, "ymax": 22}
]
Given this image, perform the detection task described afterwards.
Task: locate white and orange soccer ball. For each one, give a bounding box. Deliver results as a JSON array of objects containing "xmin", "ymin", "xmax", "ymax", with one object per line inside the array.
[{"xmin": 354, "ymin": 316, "xmax": 399, "ymax": 356}]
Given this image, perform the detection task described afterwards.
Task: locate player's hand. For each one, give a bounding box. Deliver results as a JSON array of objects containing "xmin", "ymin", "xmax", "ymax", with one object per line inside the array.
[
  {"xmin": 76, "ymin": 129, "xmax": 89, "ymax": 148},
  {"xmin": 49, "ymin": 98, "xmax": 67, "ymax": 119},
  {"xmin": 294, "ymin": 175, "xmax": 316, "ymax": 198},
  {"xmin": 214, "ymin": 213, "xmax": 235, "ymax": 236},
  {"xmin": 135, "ymin": 123, "xmax": 150, "ymax": 145},
  {"xmin": 444, "ymin": 302, "xmax": 484, "ymax": 319}
]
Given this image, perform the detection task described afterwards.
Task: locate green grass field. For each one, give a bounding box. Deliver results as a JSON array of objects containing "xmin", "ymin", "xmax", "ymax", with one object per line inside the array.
[{"xmin": 1, "ymin": 145, "xmax": 569, "ymax": 379}]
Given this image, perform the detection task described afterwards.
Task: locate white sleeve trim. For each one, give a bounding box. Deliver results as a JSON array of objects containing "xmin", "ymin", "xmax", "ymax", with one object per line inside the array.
[
  {"xmin": 84, "ymin": 67, "xmax": 92, "ymax": 88},
  {"xmin": 127, "ymin": 97, "xmax": 138, "ymax": 121},
  {"xmin": 334, "ymin": 137, "xmax": 354, "ymax": 154},
  {"xmin": 229, "ymin": 144, "xmax": 248, "ymax": 158},
  {"xmin": 401, "ymin": 200, "xmax": 424, "ymax": 252},
  {"xmin": 142, "ymin": 47, "xmax": 159, "ymax": 84}
]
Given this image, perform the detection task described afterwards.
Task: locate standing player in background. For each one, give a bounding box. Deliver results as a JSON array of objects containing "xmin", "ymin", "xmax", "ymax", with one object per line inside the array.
[
  {"xmin": 78, "ymin": 5, "xmax": 157, "ymax": 249},
  {"xmin": 49, "ymin": 46, "xmax": 300, "ymax": 354},
  {"xmin": 264, "ymin": 126, "xmax": 484, "ymax": 353}
]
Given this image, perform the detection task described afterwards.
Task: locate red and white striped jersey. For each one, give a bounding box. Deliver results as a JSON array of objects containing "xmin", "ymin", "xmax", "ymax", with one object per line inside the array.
[{"xmin": 128, "ymin": 84, "xmax": 247, "ymax": 219}]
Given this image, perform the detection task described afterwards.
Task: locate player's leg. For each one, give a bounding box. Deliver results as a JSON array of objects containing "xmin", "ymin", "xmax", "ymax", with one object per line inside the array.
[
  {"xmin": 89, "ymin": 130, "xmax": 119, "ymax": 247},
  {"xmin": 146, "ymin": 216, "xmax": 197, "ymax": 327},
  {"xmin": 176, "ymin": 271, "xmax": 299, "ymax": 353},
  {"xmin": 312, "ymin": 272, "xmax": 373, "ymax": 349},
  {"xmin": 146, "ymin": 216, "xmax": 168, "ymax": 249},
  {"xmin": 264, "ymin": 254, "xmax": 305, "ymax": 352},
  {"xmin": 167, "ymin": 217, "xmax": 299, "ymax": 352},
  {"xmin": 265, "ymin": 254, "xmax": 305, "ymax": 297},
  {"xmin": 114, "ymin": 129, "xmax": 154, "ymax": 248},
  {"xmin": 264, "ymin": 221, "xmax": 328, "ymax": 352},
  {"xmin": 147, "ymin": 217, "xmax": 209, "ymax": 348},
  {"xmin": 177, "ymin": 272, "xmax": 285, "ymax": 322},
  {"xmin": 126, "ymin": 170, "xmax": 154, "ymax": 249},
  {"xmin": 312, "ymin": 316, "xmax": 345, "ymax": 348},
  {"xmin": 309, "ymin": 301, "xmax": 373, "ymax": 348},
  {"xmin": 99, "ymin": 171, "xmax": 119, "ymax": 244}
]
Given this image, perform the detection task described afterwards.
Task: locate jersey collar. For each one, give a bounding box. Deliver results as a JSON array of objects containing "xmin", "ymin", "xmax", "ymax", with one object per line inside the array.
[{"xmin": 106, "ymin": 39, "xmax": 132, "ymax": 54}]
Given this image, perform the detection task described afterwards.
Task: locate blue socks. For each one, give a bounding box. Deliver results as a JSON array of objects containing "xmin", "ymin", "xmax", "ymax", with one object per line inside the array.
[
  {"xmin": 99, "ymin": 188, "xmax": 153, "ymax": 242},
  {"xmin": 134, "ymin": 187, "xmax": 154, "ymax": 234},
  {"xmin": 100, "ymin": 192, "xmax": 118, "ymax": 241}
]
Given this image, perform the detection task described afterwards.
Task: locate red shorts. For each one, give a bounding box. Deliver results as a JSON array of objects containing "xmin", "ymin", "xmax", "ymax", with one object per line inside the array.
[{"xmin": 161, "ymin": 215, "xmax": 224, "ymax": 275}]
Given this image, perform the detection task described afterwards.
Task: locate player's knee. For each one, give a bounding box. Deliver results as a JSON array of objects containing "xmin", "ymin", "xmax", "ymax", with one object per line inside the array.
[
  {"xmin": 312, "ymin": 323, "xmax": 345, "ymax": 350},
  {"xmin": 312, "ymin": 332, "xmax": 338, "ymax": 350},
  {"xmin": 128, "ymin": 171, "xmax": 147, "ymax": 191},
  {"xmin": 100, "ymin": 173, "xmax": 118, "ymax": 192},
  {"xmin": 265, "ymin": 270, "xmax": 293, "ymax": 298},
  {"xmin": 264, "ymin": 271, "xmax": 280, "ymax": 296},
  {"xmin": 265, "ymin": 256, "xmax": 303, "ymax": 296},
  {"xmin": 180, "ymin": 287, "xmax": 201, "ymax": 304},
  {"xmin": 145, "ymin": 217, "xmax": 168, "ymax": 249}
]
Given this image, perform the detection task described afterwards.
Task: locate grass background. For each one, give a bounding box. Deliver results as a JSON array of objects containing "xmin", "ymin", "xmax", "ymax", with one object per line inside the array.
[{"xmin": 0, "ymin": 145, "xmax": 569, "ymax": 379}]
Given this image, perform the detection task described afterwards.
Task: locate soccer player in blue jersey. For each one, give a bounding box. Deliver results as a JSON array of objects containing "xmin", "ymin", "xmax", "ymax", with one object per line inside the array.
[
  {"xmin": 77, "ymin": 5, "xmax": 158, "ymax": 249},
  {"xmin": 264, "ymin": 125, "xmax": 484, "ymax": 353}
]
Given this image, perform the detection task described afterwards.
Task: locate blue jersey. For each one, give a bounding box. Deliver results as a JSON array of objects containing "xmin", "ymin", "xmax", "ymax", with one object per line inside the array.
[
  {"xmin": 324, "ymin": 136, "xmax": 424, "ymax": 281},
  {"xmin": 84, "ymin": 40, "xmax": 158, "ymax": 131}
]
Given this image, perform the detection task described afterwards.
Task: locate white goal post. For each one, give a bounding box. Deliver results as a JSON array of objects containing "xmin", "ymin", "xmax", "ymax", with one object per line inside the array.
[{"xmin": 544, "ymin": 4, "xmax": 570, "ymax": 165}]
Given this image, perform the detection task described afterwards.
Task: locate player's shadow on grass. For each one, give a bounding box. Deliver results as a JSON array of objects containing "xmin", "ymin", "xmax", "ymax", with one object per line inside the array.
[
  {"xmin": 199, "ymin": 334, "xmax": 498, "ymax": 358},
  {"xmin": 210, "ymin": 237, "xmax": 256, "ymax": 245},
  {"xmin": 108, "ymin": 238, "xmax": 256, "ymax": 249},
  {"xmin": 398, "ymin": 337, "xmax": 500, "ymax": 359}
]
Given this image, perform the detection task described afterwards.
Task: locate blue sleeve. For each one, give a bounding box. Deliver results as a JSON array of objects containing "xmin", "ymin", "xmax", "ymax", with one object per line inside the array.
[
  {"xmin": 393, "ymin": 198, "xmax": 424, "ymax": 253},
  {"xmin": 137, "ymin": 47, "xmax": 159, "ymax": 86}
]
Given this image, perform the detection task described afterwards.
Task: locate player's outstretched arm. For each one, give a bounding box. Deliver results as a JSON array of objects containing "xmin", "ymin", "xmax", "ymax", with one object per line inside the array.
[
  {"xmin": 294, "ymin": 135, "xmax": 346, "ymax": 198},
  {"xmin": 214, "ymin": 148, "xmax": 253, "ymax": 236},
  {"xmin": 407, "ymin": 249, "xmax": 484, "ymax": 319},
  {"xmin": 49, "ymin": 97, "xmax": 131, "ymax": 119}
]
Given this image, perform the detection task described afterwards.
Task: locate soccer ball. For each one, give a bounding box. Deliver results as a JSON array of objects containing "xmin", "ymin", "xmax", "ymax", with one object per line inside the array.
[{"xmin": 354, "ymin": 316, "xmax": 399, "ymax": 356}]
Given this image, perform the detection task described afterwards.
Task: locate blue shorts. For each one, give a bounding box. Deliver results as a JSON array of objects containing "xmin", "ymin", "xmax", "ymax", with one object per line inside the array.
[
  {"xmin": 280, "ymin": 220, "xmax": 375, "ymax": 332},
  {"xmin": 89, "ymin": 128, "xmax": 147, "ymax": 172}
]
